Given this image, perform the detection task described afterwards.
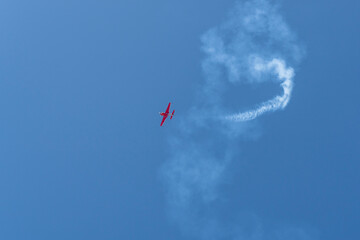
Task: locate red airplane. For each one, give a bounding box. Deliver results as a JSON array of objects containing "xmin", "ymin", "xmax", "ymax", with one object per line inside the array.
[{"xmin": 159, "ymin": 102, "xmax": 175, "ymax": 126}]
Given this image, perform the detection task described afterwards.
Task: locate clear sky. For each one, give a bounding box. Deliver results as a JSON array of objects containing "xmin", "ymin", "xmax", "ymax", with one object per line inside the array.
[{"xmin": 0, "ymin": 0, "xmax": 358, "ymax": 240}]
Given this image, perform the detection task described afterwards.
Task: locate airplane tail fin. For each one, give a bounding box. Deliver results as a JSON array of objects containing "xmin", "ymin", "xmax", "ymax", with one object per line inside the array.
[{"xmin": 170, "ymin": 110, "xmax": 175, "ymax": 119}]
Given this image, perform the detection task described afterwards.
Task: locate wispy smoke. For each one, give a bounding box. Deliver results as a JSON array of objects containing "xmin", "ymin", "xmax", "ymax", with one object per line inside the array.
[{"xmin": 161, "ymin": 0, "xmax": 311, "ymax": 239}]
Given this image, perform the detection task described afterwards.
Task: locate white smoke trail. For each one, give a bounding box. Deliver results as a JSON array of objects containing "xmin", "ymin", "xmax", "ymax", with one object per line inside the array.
[
  {"xmin": 226, "ymin": 57, "xmax": 295, "ymax": 121},
  {"xmin": 161, "ymin": 0, "xmax": 311, "ymax": 239}
]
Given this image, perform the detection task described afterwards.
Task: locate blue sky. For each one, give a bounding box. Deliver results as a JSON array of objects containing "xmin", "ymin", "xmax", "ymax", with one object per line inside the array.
[{"xmin": 0, "ymin": 0, "xmax": 359, "ymax": 239}]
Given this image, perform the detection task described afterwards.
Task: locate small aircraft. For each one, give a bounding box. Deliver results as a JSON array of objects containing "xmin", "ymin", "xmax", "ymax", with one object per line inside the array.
[{"xmin": 159, "ymin": 102, "xmax": 175, "ymax": 126}]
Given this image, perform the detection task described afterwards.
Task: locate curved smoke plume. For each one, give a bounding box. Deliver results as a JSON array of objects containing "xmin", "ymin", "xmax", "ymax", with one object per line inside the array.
[{"xmin": 226, "ymin": 57, "xmax": 294, "ymax": 121}]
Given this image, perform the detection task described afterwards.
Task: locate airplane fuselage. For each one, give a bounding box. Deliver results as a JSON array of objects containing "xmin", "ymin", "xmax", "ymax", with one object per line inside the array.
[{"xmin": 160, "ymin": 112, "xmax": 173, "ymax": 117}]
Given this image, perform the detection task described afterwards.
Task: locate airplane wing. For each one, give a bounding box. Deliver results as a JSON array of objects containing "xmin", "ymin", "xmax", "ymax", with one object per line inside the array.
[
  {"xmin": 160, "ymin": 115, "xmax": 167, "ymax": 126},
  {"xmin": 165, "ymin": 102, "xmax": 171, "ymax": 114}
]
